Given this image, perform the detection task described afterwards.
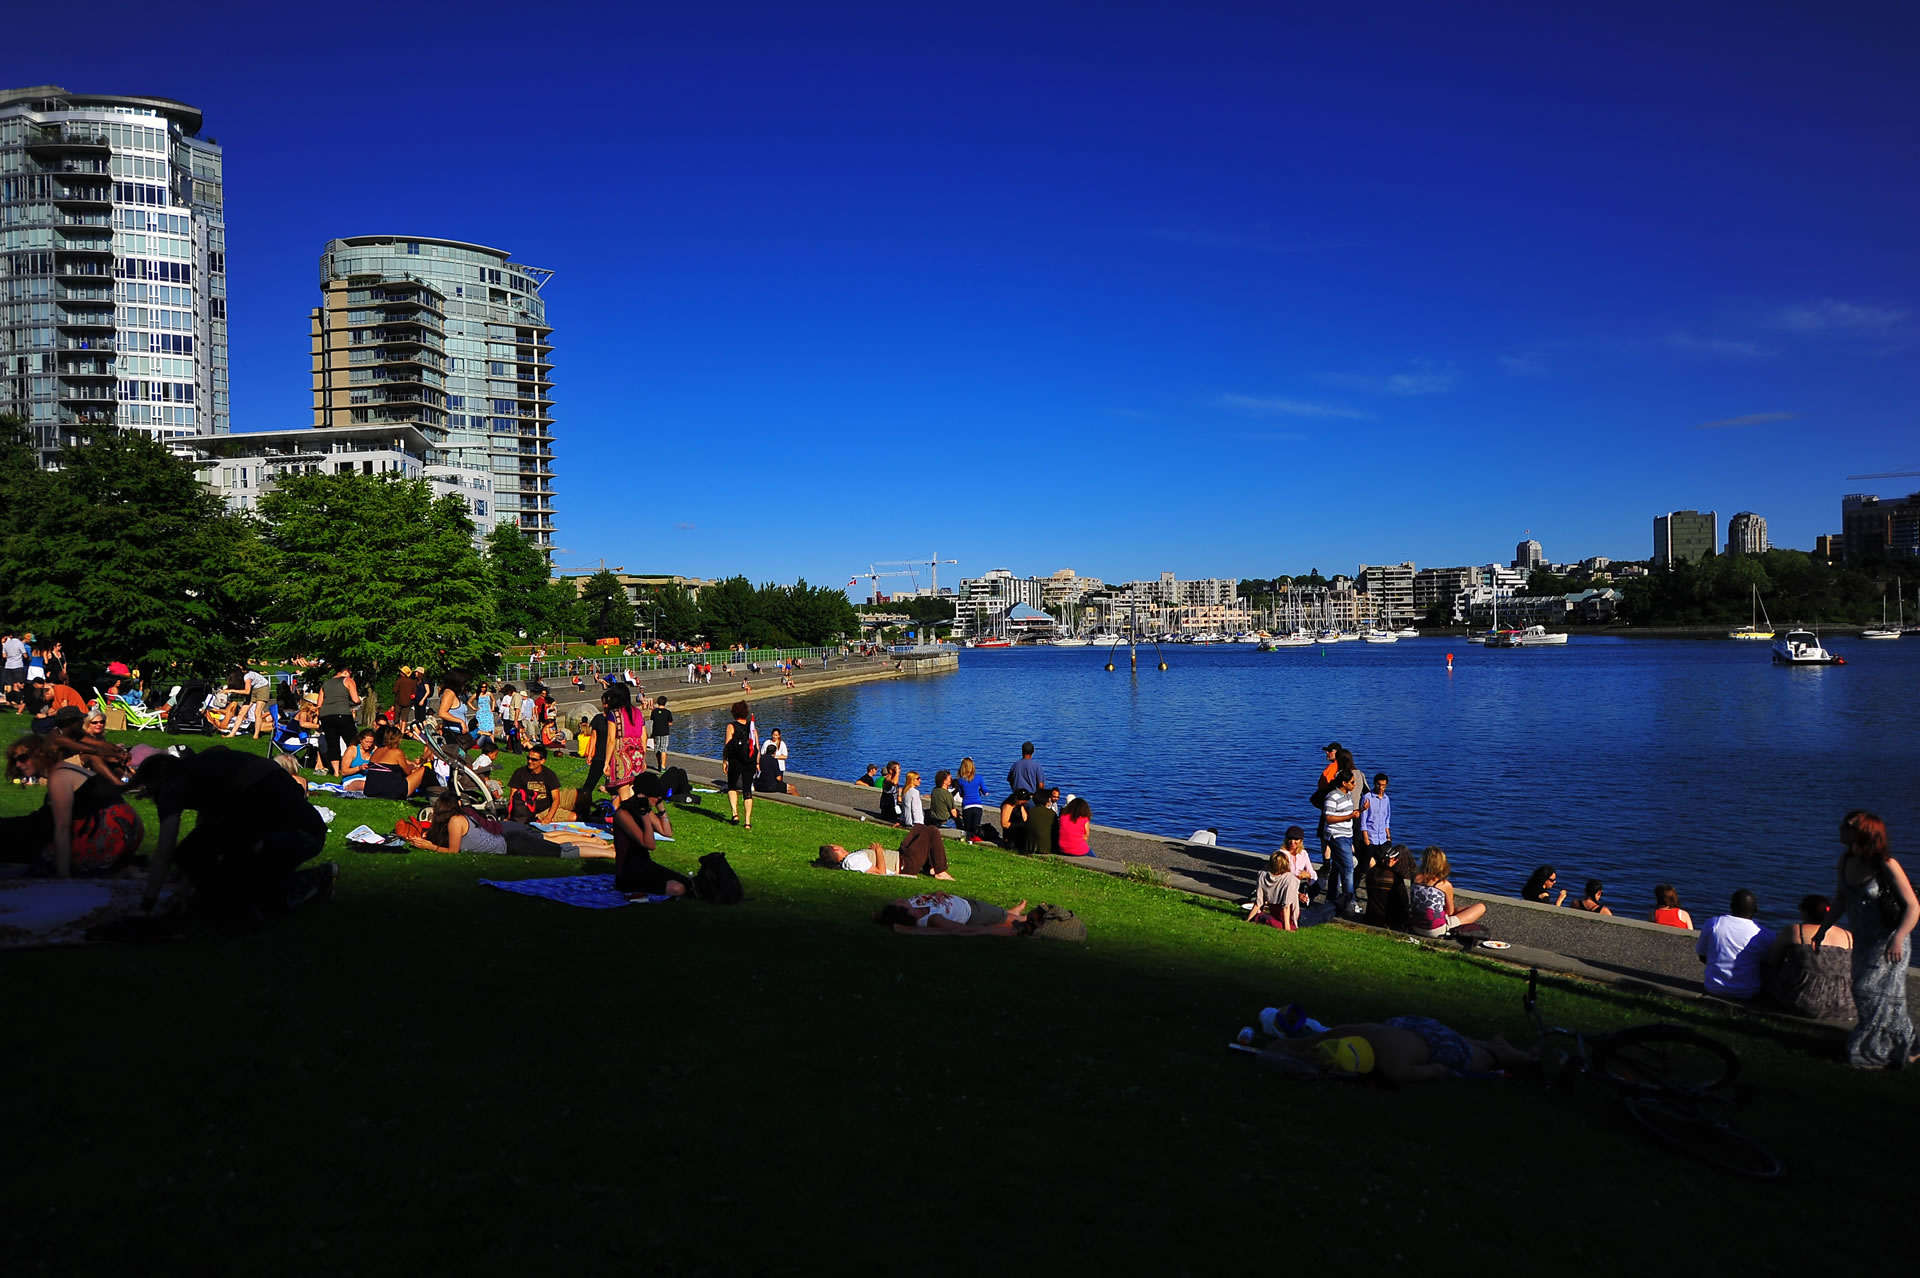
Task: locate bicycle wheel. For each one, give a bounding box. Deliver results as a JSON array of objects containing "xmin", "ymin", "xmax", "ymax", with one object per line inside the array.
[
  {"xmin": 1625, "ymin": 1095, "xmax": 1784, "ymax": 1180},
  {"xmin": 1592, "ymin": 1024, "xmax": 1739, "ymax": 1092}
]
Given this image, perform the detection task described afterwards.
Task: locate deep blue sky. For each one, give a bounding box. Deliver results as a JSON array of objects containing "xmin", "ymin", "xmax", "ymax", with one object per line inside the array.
[{"xmin": 11, "ymin": 1, "xmax": 1919, "ymax": 591}]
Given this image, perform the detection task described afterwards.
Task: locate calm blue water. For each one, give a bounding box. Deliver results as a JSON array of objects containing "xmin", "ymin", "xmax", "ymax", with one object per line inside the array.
[{"xmin": 673, "ymin": 638, "xmax": 1920, "ymax": 925}]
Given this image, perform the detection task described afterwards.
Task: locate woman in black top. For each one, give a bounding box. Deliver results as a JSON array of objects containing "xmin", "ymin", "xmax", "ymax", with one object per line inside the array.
[
  {"xmin": 722, "ymin": 700, "xmax": 755, "ymax": 829},
  {"xmin": 611, "ymin": 796, "xmax": 689, "ymax": 897}
]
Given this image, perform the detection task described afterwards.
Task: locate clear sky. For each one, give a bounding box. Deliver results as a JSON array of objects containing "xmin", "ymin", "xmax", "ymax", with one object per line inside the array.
[{"xmin": 10, "ymin": 1, "xmax": 1918, "ymax": 591}]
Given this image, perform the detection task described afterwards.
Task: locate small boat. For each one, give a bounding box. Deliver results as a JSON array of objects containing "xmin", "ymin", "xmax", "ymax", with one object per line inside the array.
[
  {"xmin": 1728, "ymin": 585, "xmax": 1774, "ymax": 641},
  {"xmin": 1337, "ymin": 630, "xmax": 1363, "ymax": 642},
  {"xmin": 1772, "ymin": 629, "xmax": 1843, "ymax": 665},
  {"xmin": 1488, "ymin": 625, "xmax": 1568, "ymax": 648},
  {"xmin": 1393, "ymin": 627, "xmax": 1421, "ymax": 639},
  {"xmin": 969, "ymin": 638, "xmax": 1012, "ymax": 649},
  {"xmin": 1315, "ymin": 628, "xmax": 1344, "ymax": 643},
  {"xmin": 1052, "ymin": 636, "xmax": 1092, "ymax": 648},
  {"xmin": 1260, "ymin": 630, "xmax": 1315, "ymax": 650},
  {"xmin": 1090, "ymin": 632, "xmax": 1122, "ymax": 646},
  {"xmin": 1862, "ymin": 594, "xmax": 1901, "ymax": 640},
  {"xmin": 1360, "ymin": 629, "xmax": 1399, "ymax": 643}
]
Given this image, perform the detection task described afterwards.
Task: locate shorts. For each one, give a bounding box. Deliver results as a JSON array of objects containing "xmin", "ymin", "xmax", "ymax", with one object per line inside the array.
[
  {"xmin": 654, "ymin": 735, "xmax": 669, "ymax": 754},
  {"xmin": 725, "ymin": 762, "xmax": 754, "ymax": 794},
  {"xmin": 1385, "ymin": 1015, "xmax": 1473, "ymax": 1072},
  {"xmin": 251, "ymin": 684, "xmax": 272, "ymax": 703},
  {"xmin": 966, "ymin": 900, "xmax": 1007, "ymax": 928}
]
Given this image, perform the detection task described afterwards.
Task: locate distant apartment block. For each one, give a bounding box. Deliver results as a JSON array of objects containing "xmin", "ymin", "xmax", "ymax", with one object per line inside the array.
[
  {"xmin": 0, "ymin": 85, "xmax": 230, "ymax": 466},
  {"xmin": 1841, "ymin": 492, "xmax": 1920, "ymax": 561},
  {"xmin": 313, "ymin": 236, "xmax": 556, "ymax": 554},
  {"xmin": 1413, "ymin": 566, "xmax": 1475, "ymax": 616},
  {"xmin": 188, "ymin": 425, "xmax": 497, "ymax": 538},
  {"xmin": 1357, "ymin": 562, "xmax": 1416, "ymax": 625},
  {"xmin": 1654, "ymin": 509, "xmax": 1717, "ymax": 566},
  {"xmin": 1511, "ymin": 538, "xmax": 1544, "ymax": 571},
  {"xmin": 1725, "ymin": 511, "xmax": 1769, "ymax": 555},
  {"xmin": 1815, "ymin": 534, "xmax": 1840, "ymax": 562}
]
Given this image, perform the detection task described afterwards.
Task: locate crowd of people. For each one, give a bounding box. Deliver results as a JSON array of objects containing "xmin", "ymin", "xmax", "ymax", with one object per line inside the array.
[{"xmin": 847, "ymin": 740, "xmax": 1097, "ymax": 860}]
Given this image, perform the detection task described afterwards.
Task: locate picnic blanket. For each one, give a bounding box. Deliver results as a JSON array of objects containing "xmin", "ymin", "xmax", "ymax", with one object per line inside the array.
[
  {"xmin": 0, "ymin": 879, "xmax": 178, "ymax": 949},
  {"xmin": 306, "ymin": 782, "xmax": 365, "ymax": 798},
  {"xmin": 478, "ymin": 876, "xmax": 672, "ymax": 909},
  {"xmin": 530, "ymin": 821, "xmax": 614, "ymax": 841}
]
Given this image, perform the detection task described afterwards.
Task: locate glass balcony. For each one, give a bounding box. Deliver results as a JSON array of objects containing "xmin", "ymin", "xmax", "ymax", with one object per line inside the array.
[
  {"xmin": 25, "ymin": 126, "xmax": 113, "ymax": 154},
  {"xmin": 56, "ymin": 360, "xmax": 115, "ymax": 379},
  {"xmin": 56, "ymin": 311, "xmax": 115, "ymax": 329},
  {"xmin": 58, "ymin": 384, "xmax": 116, "ymax": 403},
  {"xmin": 57, "ymin": 408, "xmax": 116, "ymax": 426},
  {"xmin": 55, "ymin": 338, "xmax": 115, "ymax": 352},
  {"xmin": 52, "ymin": 186, "xmax": 113, "ymax": 206}
]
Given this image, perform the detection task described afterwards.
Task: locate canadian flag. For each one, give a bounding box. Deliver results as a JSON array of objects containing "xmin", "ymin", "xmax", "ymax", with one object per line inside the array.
[
  {"xmin": 846, "ymin": 576, "xmax": 858, "ymax": 589},
  {"xmin": 748, "ymin": 713, "xmax": 760, "ymax": 759}
]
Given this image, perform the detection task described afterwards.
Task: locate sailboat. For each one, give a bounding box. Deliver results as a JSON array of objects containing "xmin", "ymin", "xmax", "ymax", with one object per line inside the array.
[
  {"xmin": 1862, "ymin": 591, "xmax": 1901, "ymax": 640},
  {"xmin": 1728, "ymin": 585, "xmax": 1774, "ymax": 641}
]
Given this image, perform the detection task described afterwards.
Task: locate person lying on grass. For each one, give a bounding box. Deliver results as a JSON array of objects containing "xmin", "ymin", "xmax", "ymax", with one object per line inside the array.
[
  {"xmin": 874, "ymin": 893, "xmax": 1028, "ymax": 934},
  {"xmin": 1253, "ymin": 1018, "xmax": 1535, "ymax": 1084},
  {"xmin": 404, "ymin": 792, "xmax": 581, "ymax": 858}
]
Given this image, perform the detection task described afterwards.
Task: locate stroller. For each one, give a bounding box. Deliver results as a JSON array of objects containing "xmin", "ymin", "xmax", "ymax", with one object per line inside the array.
[
  {"xmin": 414, "ymin": 717, "xmax": 506, "ymax": 818},
  {"xmin": 164, "ymin": 680, "xmax": 217, "ymax": 735}
]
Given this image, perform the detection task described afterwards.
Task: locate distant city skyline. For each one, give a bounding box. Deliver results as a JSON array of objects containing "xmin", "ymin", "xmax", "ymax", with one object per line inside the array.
[{"xmin": 7, "ymin": 2, "xmax": 1916, "ymax": 585}]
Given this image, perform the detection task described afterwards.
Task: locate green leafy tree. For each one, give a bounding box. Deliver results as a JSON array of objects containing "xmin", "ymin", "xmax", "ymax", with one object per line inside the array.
[
  {"xmin": 247, "ymin": 472, "xmax": 506, "ymax": 691},
  {"xmin": 486, "ymin": 522, "xmax": 559, "ymax": 639},
  {"xmin": 575, "ymin": 569, "xmax": 637, "ymax": 639},
  {"xmin": 698, "ymin": 575, "xmax": 764, "ymax": 646},
  {"xmin": 648, "ymin": 584, "xmax": 701, "ymax": 642},
  {"xmin": 0, "ymin": 427, "xmax": 260, "ymax": 675}
]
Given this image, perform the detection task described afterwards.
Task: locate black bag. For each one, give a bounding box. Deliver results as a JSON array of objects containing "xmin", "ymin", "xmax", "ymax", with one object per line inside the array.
[
  {"xmin": 1308, "ymin": 779, "xmax": 1333, "ymax": 811},
  {"xmin": 1023, "ymin": 903, "xmax": 1086, "ymax": 941},
  {"xmin": 690, "ymin": 852, "xmax": 745, "ymax": 904},
  {"xmin": 1875, "ymin": 864, "xmax": 1906, "ymax": 929}
]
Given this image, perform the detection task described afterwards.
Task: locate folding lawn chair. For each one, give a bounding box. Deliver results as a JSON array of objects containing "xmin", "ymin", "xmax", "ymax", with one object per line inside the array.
[{"xmin": 97, "ymin": 689, "xmax": 167, "ymax": 731}]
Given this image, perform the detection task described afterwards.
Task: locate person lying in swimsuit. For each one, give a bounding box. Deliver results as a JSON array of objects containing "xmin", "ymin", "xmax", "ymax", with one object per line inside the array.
[
  {"xmin": 1254, "ymin": 1016, "xmax": 1535, "ymax": 1083},
  {"xmin": 873, "ymin": 892, "xmax": 1028, "ymax": 935}
]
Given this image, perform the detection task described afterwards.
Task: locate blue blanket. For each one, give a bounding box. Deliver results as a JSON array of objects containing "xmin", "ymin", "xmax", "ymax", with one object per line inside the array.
[{"xmin": 478, "ymin": 876, "xmax": 671, "ymax": 909}]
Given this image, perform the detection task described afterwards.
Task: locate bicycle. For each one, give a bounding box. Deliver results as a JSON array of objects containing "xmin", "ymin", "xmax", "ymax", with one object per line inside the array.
[{"xmin": 1524, "ymin": 967, "xmax": 1784, "ymax": 1180}]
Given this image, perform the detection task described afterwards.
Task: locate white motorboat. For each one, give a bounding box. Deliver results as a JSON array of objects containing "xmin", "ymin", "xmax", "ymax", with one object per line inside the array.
[
  {"xmin": 1772, "ymin": 629, "xmax": 1843, "ymax": 665},
  {"xmin": 1360, "ymin": 629, "xmax": 1399, "ymax": 643},
  {"xmin": 1488, "ymin": 624, "xmax": 1568, "ymax": 648},
  {"xmin": 1052, "ymin": 636, "xmax": 1092, "ymax": 647},
  {"xmin": 1315, "ymin": 628, "xmax": 1344, "ymax": 643},
  {"xmin": 1393, "ymin": 627, "xmax": 1421, "ymax": 639},
  {"xmin": 1090, "ymin": 632, "xmax": 1122, "ymax": 646}
]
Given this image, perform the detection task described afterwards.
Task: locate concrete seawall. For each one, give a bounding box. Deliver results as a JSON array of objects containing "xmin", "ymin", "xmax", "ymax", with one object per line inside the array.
[
  {"xmin": 544, "ymin": 651, "xmax": 953, "ymax": 721},
  {"xmin": 659, "ymin": 750, "xmax": 1912, "ymax": 1019}
]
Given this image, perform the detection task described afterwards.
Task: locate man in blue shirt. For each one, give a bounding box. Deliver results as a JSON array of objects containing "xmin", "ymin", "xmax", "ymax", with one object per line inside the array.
[
  {"xmin": 1358, "ymin": 772, "xmax": 1392, "ymax": 895},
  {"xmin": 1007, "ymin": 741, "xmax": 1047, "ymax": 796}
]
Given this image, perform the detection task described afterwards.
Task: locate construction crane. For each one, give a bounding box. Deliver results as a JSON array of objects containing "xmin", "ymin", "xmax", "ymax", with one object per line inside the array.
[
  {"xmin": 847, "ymin": 566, "xmax": 917, "ymax": 603},
  {"xmin": 1845, "ymin": 465, "xmax": 1920, "ymax": 480},
  {"xmin": 871, "ymin": 553, "xmax": 959, "ymax": 597}
]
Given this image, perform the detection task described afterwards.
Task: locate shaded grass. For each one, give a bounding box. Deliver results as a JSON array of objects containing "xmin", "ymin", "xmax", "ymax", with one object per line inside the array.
[{"xmin": 2, "ymin": 716, "xmax": 1912, "ymax": 1273}]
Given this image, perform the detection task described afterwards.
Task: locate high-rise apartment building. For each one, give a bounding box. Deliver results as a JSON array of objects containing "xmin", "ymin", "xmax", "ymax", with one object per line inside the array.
[
  {"xmin": 1413, "ymin": 566, "xmax": 1475, "ymax": 616},
  {"xmin": 1725, "ymin": 511, "xmax": 1769, "ymax": 555},
  {"xmin": 1654, "ymin": 509, "xmax": 1717, "ymax": 566},
  {"xmin": 1357, "ymin": 562, "xmax": 1415, "ymax": 625},
  {"xmin": 1511, "ymin": 538, "xmax": 1544, "ymax": 571},
  {"xmin": 1840, "ymin": 492, "xmax": 1920, "ymax": 562},
  {"xmin": 312, "ymin": 236, "xmax": 555, "ymax": 552},
  {"xmin": 0, "ymin": 85, "xmax": 228, "ymax": 465}
]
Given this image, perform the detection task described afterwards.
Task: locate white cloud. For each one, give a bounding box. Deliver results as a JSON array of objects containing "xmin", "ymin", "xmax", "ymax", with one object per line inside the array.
[
  {"xmin": 1662, "ymin": 333, "xmax": 1770, "ymax": 360},
  {"xmin": 1694, "ymin": 411, "xmax": 1798, "ymax": 430},
  {"xmin": 1321, "ymin": 362, "xmax": 1457, "ymax": 397},
  {"xmin": 1216, "ymin": 393, "xmax": 1371, "ymax": 420},
  {"xmin": 1766, "ymin": 299, "xmax": 1909, "ymax": 335}
]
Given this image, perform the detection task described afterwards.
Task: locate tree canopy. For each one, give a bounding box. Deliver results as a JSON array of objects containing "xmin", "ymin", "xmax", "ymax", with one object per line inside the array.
[
  {"xmin": 1615, "ymin": 548, "xmax": 1914, "ymax": 627},
  {"xmin": 572, "ymin": 569, "xmax": 637, "ymax": 640},
  {"xmin": 245, "ymin": 471, "xmax": 506, "ymax": 677},
  {"xmin": 486, "ymin": 522, "xmax": 568, "ymax": 639},
  {"xmin": 0, "ymin": 422, "xmax": 259, "ymax": 675}
]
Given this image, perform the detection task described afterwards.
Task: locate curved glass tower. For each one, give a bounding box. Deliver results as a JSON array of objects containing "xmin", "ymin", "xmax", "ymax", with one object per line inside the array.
[
  {"xmin": 312, "ymin": 235, "xmax": 555, "ymax": 551},
  {"xmin": 0, "ymin": 84, "xmax": 229, "ymax": 464}
]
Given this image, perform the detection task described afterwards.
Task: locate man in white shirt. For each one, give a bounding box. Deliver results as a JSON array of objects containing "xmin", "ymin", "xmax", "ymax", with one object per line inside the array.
[
  {"xmin": 1321, "ymin": 769, "xmax": 1362, "ymax": 915},
  {"xmin": 1697, "ymin": 890, "xmax": 1773, "ymax": 999}
]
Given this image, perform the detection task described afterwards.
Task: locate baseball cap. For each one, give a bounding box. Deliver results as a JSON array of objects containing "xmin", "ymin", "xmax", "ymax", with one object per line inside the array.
[{"xmin": 1323, "ymin": 741, "xmax": 1343, "ymax": 752}]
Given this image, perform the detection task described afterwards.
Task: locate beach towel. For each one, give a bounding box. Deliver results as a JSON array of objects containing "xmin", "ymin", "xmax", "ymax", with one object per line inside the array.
[
  {"xmin": 306, "ymin": 782, "xmax": 365, "ymax": 798},
  {"xmin": 0, "ymin": 879, "xmax": 178, "ymax": 949},
  {"xmin": 530, "ymin": 821, "xmax": 615, "ymax": 841},
  {"xmin": 478, "ymin": 876, "xmax": 673, "ymax": 909}
]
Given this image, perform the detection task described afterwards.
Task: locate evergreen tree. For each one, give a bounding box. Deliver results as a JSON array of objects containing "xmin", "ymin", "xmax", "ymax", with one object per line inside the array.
[
  {"xmin": 486, "ymin": 522, "xmax": 558, "ymax": 638},
  {"xmin": 247, "ymin": 472, "xmax": 506, "ymax": 682},
  {"xmin": 649, "ymin": 583, "xmax": 701, "ymax": 642},
  {"xmin": 0, "ymin": 427, "xmax": 260, "ymax": 674},
  {"xmin": 575, "ymin": 568, "xmax": 637, "ymax": 639}
]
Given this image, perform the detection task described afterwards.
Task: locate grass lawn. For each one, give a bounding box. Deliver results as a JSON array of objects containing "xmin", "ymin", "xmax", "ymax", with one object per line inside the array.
[{"xmin": 3, "ymin": 717, "xmax": 1910, "ymax": 1273}]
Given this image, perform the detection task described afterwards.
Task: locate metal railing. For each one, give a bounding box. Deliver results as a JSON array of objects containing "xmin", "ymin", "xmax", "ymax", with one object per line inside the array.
[{"xmin": 504, "ymin": 645, "xmax": 863, "ymax": 687}]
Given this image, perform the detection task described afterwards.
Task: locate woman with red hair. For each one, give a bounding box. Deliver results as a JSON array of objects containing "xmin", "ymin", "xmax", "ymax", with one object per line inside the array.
[{"xmin": 1815, "ymin": 811, "xmax": 1919, "ymax": 1069}]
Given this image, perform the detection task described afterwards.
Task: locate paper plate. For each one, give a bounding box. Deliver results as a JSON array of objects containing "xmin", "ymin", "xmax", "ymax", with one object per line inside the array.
[{"xmin": 1479, "ymin": 940, "xmax": 1512, "ymax": 950}]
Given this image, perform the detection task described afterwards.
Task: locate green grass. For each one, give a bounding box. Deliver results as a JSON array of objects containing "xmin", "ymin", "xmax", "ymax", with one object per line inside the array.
[{"xmin": 3, "ymin": 716, "xmax": 1911, "ymax": 1273}]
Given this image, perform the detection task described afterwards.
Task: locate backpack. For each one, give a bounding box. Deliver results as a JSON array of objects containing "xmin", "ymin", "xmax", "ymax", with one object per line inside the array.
[
  {"xmin": 723, "ymin": 723, "xmax": 753, "ymax": 767},
  {"xmin": 1023, "ymin": 903, "xmax": 1086, "ymax": 941},
  {"xmin": 690, "ymin": 852, "xmax": 744, "ymax": 904}
]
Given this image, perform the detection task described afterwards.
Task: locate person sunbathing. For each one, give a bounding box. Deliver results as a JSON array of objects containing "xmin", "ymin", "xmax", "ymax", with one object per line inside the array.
[
  {"xmin": 873, "ymin": 892, "xmax": 1027, "ymax": 934},
  {"xmin": 362, "ymin": 725, "xmax": 430, "ymax": 800},
  {"xmin": 1253, "ymin": 1018, "xmax": 1534, "ymax": 1083}
]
